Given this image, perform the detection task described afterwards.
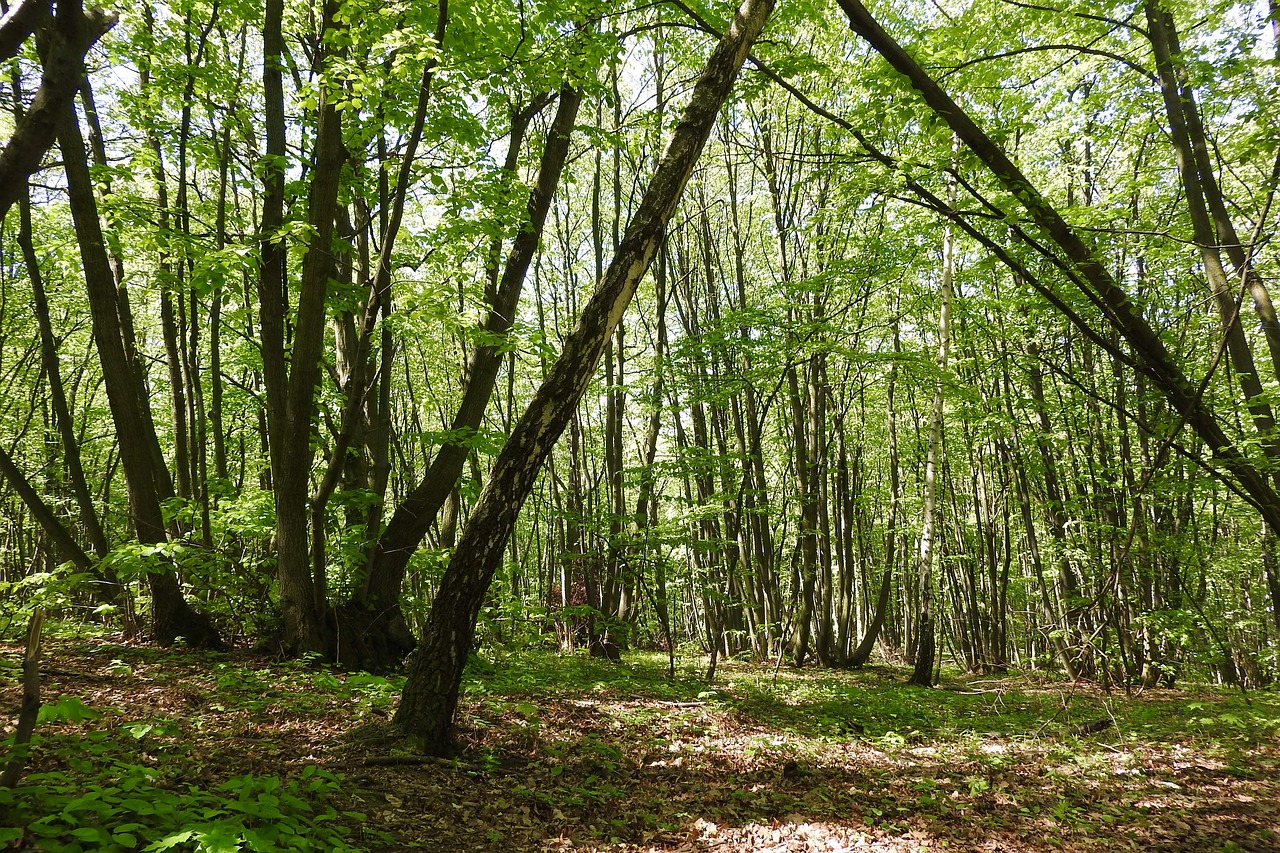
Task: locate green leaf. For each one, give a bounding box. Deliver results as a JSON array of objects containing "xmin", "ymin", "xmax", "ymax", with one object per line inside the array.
[
  {"xmin": 199, "ymin": 827, "xmax": 245, "ymax": 853},
  {"xmin": 38, "ymin": 697, "xmax": 101, "ymax": 724},
  {"xmin": 70, "ymin": 826, "xmax": 110, "ymax": 842},
  {"xmin": 144, "ymin": 829, "xmax": 196, "ymax": 851},
  {"xmin": 121, "ymin": 798, "xmax": 157, "ymax": 815}
]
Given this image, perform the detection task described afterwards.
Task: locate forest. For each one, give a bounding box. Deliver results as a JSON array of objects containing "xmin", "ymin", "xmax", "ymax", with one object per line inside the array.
[{"xmin": 3, "ymin": 0, "xmax": 1280, "ymax": 849}]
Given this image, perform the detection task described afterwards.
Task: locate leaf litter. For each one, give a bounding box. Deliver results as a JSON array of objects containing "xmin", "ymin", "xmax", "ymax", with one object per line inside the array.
[{"xmin": 2, "ymin": 638, "xmax": 1279, "ymax": 852}]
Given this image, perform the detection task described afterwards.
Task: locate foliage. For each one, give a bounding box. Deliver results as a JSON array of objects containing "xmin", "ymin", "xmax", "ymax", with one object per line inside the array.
[
  {"xmin": 6, "ymin": 638, "xmax": 1280, "ymax": 850},
  {"xmin": 1, "ymin": 684, "xmax": 359, "ymax": 853},
  {"xmin": 0, "ymin": 764, "xmax": 360, "ymax": 853}
]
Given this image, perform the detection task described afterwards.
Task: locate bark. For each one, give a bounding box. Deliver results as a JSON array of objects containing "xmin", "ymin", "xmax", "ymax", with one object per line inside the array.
[
  {"xmin": 787, "ymin": 357, "xmax": 819, "ymax": 665},
  {"xmin": 849, "ymin": 564, "xmax": 893, "ymax": 667},
  {"xmin": 140, "ymin": 22, "xmax": 194, "ymax": 503},
  {"xmin": 837, "ymin": 0, "xmax": 1280, "ymax": 534},
  {"xmin": 632, "ymin": 39, "xmax": 672, "ymax": 673},
  {"xmin": 256, "ymin": 0, "xmax": 287, "ymax": 496},
  {"xmin": 0, "ymin": 0, "xmax": 47, "ymax": 62},
  {"xmin": 355, "ymin": 85, "xmax": 581, "ymax": 669},
  {"xmin": 1146, "ymin": 1, "xmax": 1278, "ymax": 456},
  {"xmin": 634, "ymin": 242, "xmax": 672, "ymax": 670},
  {"xmin": 0, "ymin": 2, "xmax": 114, "ymax": 219},
  {"xmin": 299, "ymin": 3, "xmax": 448, "ymax": 663},
  {"xmin": 58, "ymin": 101, "xmax": 221, "ymax": 649},
  {"xmin": 393, "ymin": 0, "xmax": 774, "ymax": 752},
  {"xmin": 210, "ymin": 122, "xmax": 231, "ymax": 482},
  {"xmin": 604, "ymin": 60, "xmax": 629, "ymax": 629}
]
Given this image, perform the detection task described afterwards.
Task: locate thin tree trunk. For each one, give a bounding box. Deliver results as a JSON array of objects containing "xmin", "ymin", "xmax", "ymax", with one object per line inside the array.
[
  {"xmin": 358, "ymin": 85, "xmax": 580, "ymax": 669},
  {"xmin": 909, "ymin": 192, "xmax": 954, "ymax": 688},
  {"xmin": 57, "ymin": 102, "xmax": 220, "ymax": 648},
  {"xmin": 393, "ymin": 0, "xmax": 774, "ymax": 751},
  {"xmin": 0, "ymin": 610, "xmax": 44, "ymax": 789}
]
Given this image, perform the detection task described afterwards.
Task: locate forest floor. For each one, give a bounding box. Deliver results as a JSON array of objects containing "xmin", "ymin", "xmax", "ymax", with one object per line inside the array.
[{"xmin": 2, "ymin": 632, "xmax": 1280, "ymax": 852}]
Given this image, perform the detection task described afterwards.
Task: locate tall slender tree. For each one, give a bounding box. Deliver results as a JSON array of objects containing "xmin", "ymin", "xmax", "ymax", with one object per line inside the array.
[{"xmin": 394, "ymin": 0, "xmax": 775, "ymax": 752}]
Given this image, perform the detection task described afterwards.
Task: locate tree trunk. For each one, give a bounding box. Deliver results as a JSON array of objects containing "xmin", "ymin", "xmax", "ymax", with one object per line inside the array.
[
  {"xmin": 908, "ymin": 192, "xmax": 954, "ymax": 688},
  {"xmin": 57, "ymin": 102, "xmax": 220, "ymax": 648},
  {"xmin": 393, "ymin": 0, "xmax": 774, "ymax": 751},
  {"xmin": 355, "ymin": 85, "xmax": 581, "ymax": 669},
  {"xmin": 837, "ymin": 0, "xmax": 1280, "ymax": 536},
  {"xmin": 259, "ymin": 0, "xmax": 347, "ymax": 657}
]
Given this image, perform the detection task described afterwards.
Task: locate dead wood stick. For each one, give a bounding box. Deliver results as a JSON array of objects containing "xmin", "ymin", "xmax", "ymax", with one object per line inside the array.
[{"xmin": 1, "ymin": 608, "xmax": 46, "ymax": 788}]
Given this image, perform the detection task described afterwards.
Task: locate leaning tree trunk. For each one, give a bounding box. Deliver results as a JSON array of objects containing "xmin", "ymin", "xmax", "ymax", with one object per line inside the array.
[
  {"xmin": 393, "ymin": 0, "xmax": 775, "ymax": 752},
  {"xmin": 356, "ymin": 85, "xmax": 580, "ymax": 670},
  {"xmin": 836, "ymin": 0, "xmax": 1280, "ymax": 536}
]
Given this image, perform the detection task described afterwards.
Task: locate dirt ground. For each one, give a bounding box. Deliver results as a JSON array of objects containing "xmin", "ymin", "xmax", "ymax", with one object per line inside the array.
[{"xmin": 3, "ymin": 638, "xmax": 1279, "ymax": 852}]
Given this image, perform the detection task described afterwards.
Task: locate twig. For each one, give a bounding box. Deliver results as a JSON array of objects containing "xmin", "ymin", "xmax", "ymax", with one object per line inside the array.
[{"xmin": 326, "ymin": 755, "xmax": 455, "ymax": 769}]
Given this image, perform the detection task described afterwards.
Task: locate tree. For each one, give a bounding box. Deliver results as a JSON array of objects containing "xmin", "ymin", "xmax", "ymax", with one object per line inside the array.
[
  {"xmin": 352, "ymin": 83, "xmax": 584, "ymax": 670},
  {"xmin": 58, "ymin": 97, "xmax": 221, "ymax": 648},
  {"xmin": 393, "ymin": 0, "xmax": 776, "ymax": 752},
  {"xmin": 0, "ymin": 0, "xmax": 114, "ymax": 218},
  {"xmin": 908, "ymin": 168, "xmax": 954, "ymax": 688}
]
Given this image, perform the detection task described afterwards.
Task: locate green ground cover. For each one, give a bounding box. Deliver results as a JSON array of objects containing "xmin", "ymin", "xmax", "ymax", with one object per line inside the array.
[{"xmin": 3, "ymin": 635, "xmax": 1278, "ymax": 851}]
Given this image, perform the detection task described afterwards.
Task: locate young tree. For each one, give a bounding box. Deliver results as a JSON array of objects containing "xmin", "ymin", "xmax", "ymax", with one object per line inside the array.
[{"xmin": 908, "ymin": 182, "xmax": 954, "ymax": 688}]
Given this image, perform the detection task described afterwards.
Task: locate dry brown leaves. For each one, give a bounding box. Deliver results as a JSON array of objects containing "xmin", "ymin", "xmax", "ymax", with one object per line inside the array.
[{"xmin": 3, "ymin": 638, "xmax": 1278, "ymax": 853}]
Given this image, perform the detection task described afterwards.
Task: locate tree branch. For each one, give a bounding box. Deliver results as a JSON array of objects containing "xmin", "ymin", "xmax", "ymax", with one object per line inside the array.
[{"xmin": 0, "ymin": 4, "xmax": 115, "ymax": 219}]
